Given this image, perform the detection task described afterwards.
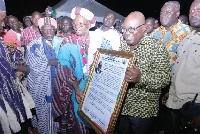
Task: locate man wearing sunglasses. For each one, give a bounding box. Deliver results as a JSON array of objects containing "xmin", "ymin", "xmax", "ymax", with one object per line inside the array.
[{"xmin": 116, "ymin": 11, "xmax": 171, "ymax": 134}]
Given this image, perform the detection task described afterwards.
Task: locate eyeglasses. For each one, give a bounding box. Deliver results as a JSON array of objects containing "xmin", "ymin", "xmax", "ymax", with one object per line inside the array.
[
  {"xmin": 72, "ymin": 22, "xmax": 89, "ymax": 27},
  {"xmin": 121, "ymin": 24, "xmax": 144, "ymax": 33}
]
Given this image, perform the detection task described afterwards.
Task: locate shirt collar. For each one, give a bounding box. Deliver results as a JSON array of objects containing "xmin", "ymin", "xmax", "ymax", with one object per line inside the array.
[
  {"xmin": 99, "ymin": 25, "xmax": 115, "ymax": 31},
  {"xmin": 160, "ymin": 20, "xmax": 181, "ymax": 31},
  {"xmin": 30, "ymin": 26, "xmax": 40, "ymax": 33}
]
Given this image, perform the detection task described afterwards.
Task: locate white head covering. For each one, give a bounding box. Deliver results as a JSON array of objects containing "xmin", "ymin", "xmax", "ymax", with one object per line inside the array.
[
  {"xmin": 0, "ymin": 0, "xmax": 6, "ymax": 12},
  {"xmin": 71, "ymin": 7, "xmax": 96, "ymax": 27},
  {"xmin": 38, "ymin": 17, "xmax": 57, "ymax": 29}
]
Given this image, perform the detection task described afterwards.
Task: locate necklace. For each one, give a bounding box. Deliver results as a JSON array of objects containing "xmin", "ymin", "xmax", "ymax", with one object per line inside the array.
[{"xmin": 77, "ymin": 34, "xmax": 90, "ymax": 66}]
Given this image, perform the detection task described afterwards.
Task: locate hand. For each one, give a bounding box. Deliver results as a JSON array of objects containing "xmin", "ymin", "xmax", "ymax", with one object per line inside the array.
[
  {"xmin": 161, "ymin": 92, "xmax": 169, "ymax": 105},
  {"xmin": 75, "ymin": 88, "xmax": 83, "ymax": 104},
  {"xmin": 15, "ymin": 65, "xmax": 30, "ymax": 72},
  {"xmin": 125, "ymin": 65, "xmax": 141, "ymax": 83},
  {"xmin": 48, "ymin": 59, "xmax": 58, "ymax": 67}
]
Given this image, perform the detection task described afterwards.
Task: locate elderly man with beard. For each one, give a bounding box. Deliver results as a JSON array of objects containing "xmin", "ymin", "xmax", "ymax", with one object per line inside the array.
[
  {"xmin": 152, "ymin": 1, "xmax": 191, "ymax": 71},
  {"xmin": 162, "ymin": 0, "xmax": 200, "ymax": 133},
  {"xmin": 115, "ymin": 11, "xmax": 171, "ymax": 134},
  {"xmin": 25, "ymin": 17, "xmax": 61, "ymax": 134}
]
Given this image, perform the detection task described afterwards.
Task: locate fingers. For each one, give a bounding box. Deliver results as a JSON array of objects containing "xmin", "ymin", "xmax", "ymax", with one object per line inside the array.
[
  {"xmin": 125, "ymin": 66, "xmax": 141, "ymax": 83},
  {"xmin": 76, "ymin": 88, "xmax": 83, "ymax": 103},
  {"xmin": 161, "ymin": 93, "xmax": 169, "ymax": 105},
  {"xmin": 161, "ymin": 97, "xmax": 166, "ymax": 105}
]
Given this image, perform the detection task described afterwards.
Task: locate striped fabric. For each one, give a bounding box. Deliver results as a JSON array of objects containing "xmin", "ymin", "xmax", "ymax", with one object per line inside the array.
[
  {"xmin": 26, "ymin": 37, "xmax": 53, "ymax": 134},
  {"xmin": 55, "ymin": 42, "xmax": 91, "ymax": 133},
  {"xmin": 52, "ymin": 64, "xmax": 76, "ymax": 133},
  {"xmin": 151, "ymin": 20, "xmax": 191, "ymax": 70},
  {"xmin": 21, "ymin": 26, "xmax": 41, "ymax": 46}
]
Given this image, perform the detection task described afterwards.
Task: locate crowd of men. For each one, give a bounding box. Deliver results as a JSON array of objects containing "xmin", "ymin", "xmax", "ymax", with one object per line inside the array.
[{"xmin": 0, "ymin": 0, "xmax": 200, "ymax": 134}]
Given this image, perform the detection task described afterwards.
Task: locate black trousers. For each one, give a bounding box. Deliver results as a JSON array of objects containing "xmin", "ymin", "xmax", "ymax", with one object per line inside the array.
[{"xmin": 115, "ymin": 115, "xmax": 155, "ymax": 134}]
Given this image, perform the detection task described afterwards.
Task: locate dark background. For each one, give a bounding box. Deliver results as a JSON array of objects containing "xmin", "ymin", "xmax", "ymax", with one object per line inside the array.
[{"xmin": 5, "ymin": 0, "xmax": 193, "ymax": 22}]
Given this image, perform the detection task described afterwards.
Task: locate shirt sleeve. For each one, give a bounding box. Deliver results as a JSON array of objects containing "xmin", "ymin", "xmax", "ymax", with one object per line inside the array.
[
  {"xmin": 137, "ymin": 42, "xmax": 171, "ymax": 91},
  {"xmin": 21, "ymin": 30, "xmax": 28, "ymax": 46}
]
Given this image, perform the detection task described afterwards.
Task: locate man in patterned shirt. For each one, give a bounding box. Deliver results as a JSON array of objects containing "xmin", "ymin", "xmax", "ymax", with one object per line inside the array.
[
  {"xmin": 162, "ymin": 0, "xmax": 200, "ymax": 133},
  {"xmin": 151, "ymin": 1, "xmax": 191, "ymax": 133},
  {"xmin": 116, "ymin": 11, "xmax": 171, "ymax": 134},
  {"xmin": 151, "ymin": 1, "xmax": 191, "ymax": 71},
  {"xmin": 21, "ymin": 11, "xmax": 42, "ymax": 47}
]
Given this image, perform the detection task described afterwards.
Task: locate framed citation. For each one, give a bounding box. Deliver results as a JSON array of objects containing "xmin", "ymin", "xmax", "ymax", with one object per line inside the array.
[{"xmin": 78, "ymin": 48, "xmax": 136, "ymax": 134}]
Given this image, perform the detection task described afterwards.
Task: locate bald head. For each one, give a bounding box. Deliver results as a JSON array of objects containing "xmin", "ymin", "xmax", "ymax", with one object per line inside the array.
[
  {"xmin": 123, "ymin": 11, "xmax": 146, "ymax": 46},
  {"xmin": 125, "ymin": 11, "xmax": 145, "ymax": 27}
]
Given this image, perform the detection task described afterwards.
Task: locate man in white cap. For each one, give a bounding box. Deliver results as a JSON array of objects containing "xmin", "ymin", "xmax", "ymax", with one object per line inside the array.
[
  {"xmin": 25, "ymin": 16, "xmax": 62, "ymax": 134},
  {"xmin": 72, "ymin": 6, "xmax": 102, "ymax": 133},
  {"xmin": 53, "ymin": 6, "xmax": 102, "ymax": 133}
]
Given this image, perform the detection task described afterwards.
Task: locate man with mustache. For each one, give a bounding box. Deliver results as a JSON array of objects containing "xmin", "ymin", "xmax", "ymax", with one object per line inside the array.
[
  {"xmin": 152, "ymin": 1, "xmax": 191, "ymax": 71},
  {"xmin": 162, "ymin": 0, "xmax": 200, "ymax": 133}
]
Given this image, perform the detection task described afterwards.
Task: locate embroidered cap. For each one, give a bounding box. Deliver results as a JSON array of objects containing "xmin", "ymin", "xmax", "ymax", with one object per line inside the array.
[
  {"xmin": 71, "ymin": 7, "xmax": 96, "ymax": 27},
  {"xmin": 38, "ymin": 17, "xmax": 57, "ymax": 29},
  {"xmin": 0, "ymin": 0, "xmax": 6, "ymax": 12}
]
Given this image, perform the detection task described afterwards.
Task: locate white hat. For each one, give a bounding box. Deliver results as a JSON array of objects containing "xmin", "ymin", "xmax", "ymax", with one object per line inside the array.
[
  {"xmin": 71, "ymin": 7, "xmax": 96, "ymax": 27},
  {"xmin": 0, "ymin": 0, "xmax": 6, "ymax": 12},
  {"xmin": 38, "ymin": 17, "xmax": 57, "ymax": 29}
]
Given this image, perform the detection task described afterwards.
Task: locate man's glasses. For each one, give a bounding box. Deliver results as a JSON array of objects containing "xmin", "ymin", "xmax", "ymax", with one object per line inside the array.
[
  {"xmin": 121, "ymin": 24, "xmax": 144, "ymax": 33},
  {"xmin": 72, "ymin": 22, "xmax": 89, "ymax": 27}
]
